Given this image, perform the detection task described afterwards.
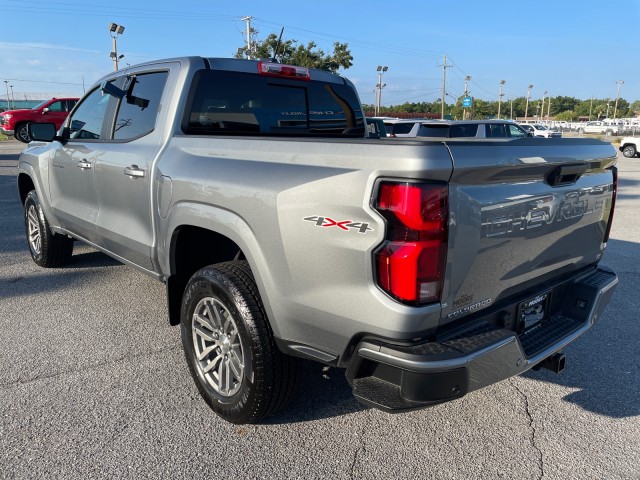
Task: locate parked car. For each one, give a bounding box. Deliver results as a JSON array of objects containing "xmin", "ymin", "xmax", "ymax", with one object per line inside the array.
[
  {"xmin": 0, "ymin": 97, "xmax": 78, "ymax": 142},
  {"xmin": 619, "ymin": 136, "xmax": 640, "ymax": 157},
  {"xmin": 383, "ymin": 119, "xmax": 529, "ymax": 138},
  {"xmin": 365, "ymin": 117, "xmax": 388, "ymax": 138},
  {"xmin": 519, "ymin": 123, "xmax": 562, "ymax": 138},
  {"xmin": 578, "ymin": 120, "xmax": 623, "ymax": 136}
]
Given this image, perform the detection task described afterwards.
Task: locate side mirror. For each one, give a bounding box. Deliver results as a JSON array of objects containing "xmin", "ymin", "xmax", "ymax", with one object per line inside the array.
[
  {"xmin": 42, "ymin": 107, "xmax": 50, "ymax": 114},
  {"xmin": 28, "ymin": 123, "xmax": 57, "ymax": 142},
  {"xmin": 101, "ymin": 80, "xmax": 126, "ymax": 99}
]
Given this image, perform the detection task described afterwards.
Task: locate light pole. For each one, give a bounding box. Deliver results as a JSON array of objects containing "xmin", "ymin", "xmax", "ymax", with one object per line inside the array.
[
  {"xmin": 376, "ymin": 65, "xmax": 388, "ymax": 117},
  {"xmin": 497, "ymin": 80, "xmax": 506, "ymax": 118},
  {"xmin": 613, "ymin": 80, "xmax": 624, "ymax": 120},
  {"xmin": 108, "ymin": 22, "xmax": 125, "ymax": 71},
  {"xmin": 9, "ymin": 85, "xmax": 15, "ymax": 109},
  {"xmin": 3, "ymin": 81, "xmax": 9, "ymax": 110},
  {"xmin": 524, "ymin": 84, "xmax": 533, "ymax": 121},
  {"xmin": 541, "ymin": 91, "xmax": 547, "ymax": 121},
  {"xmin": 547, "ymin": 95, "xmax": 551, "ymax": 119}
]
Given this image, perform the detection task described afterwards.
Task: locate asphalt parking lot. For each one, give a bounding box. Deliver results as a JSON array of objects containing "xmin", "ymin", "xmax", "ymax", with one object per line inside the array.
[{"xmin": 0, "ymin": 139, "xmax": 638, "ymax": 479}]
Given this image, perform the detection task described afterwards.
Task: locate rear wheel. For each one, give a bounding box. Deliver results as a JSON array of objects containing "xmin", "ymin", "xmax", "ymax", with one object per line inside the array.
[
  {"xmin": 24, "ymin": 190, "xmax": 73, "ymax": 267},
  {"xmin": 15, "ymin": 123, "xmax": 31, "ymax": 143},
  {"xmin": 622, "ymin": 144, "xmax": 637, "ymax": 158},
  {"xmin": 180, "ymin": 261, "xmax": 299, "ymax": 424}
]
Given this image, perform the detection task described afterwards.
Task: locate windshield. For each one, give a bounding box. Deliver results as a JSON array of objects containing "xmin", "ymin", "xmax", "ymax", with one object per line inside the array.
[{"xmin": 31, "ymin": 100, "xmax": 50, "ymax": 110}]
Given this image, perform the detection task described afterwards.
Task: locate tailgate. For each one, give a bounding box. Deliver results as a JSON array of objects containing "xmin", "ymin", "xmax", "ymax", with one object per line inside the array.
[{"xmin": 441, "ymin": 138, "xmax": 616, "ymax": 325}]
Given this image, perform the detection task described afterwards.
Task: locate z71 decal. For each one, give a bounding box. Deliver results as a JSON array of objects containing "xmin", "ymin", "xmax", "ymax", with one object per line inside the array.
[{"xmin": 304, "ymin": 216, "xmax": 373, "ymax": 234}]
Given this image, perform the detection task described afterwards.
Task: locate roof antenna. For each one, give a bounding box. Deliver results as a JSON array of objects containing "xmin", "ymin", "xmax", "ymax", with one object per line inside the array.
[{"xmin": 273, "ymin": 27, "xmax": 284, "ymax": 62}]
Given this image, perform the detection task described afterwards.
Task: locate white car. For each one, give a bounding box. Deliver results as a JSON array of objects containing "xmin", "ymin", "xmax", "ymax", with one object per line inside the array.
[
  {"xmin": 383, "ymin": 119, "xmax": 529, "ymax": 138},
  {"xmin": 619, "ymin": 137, "xmax": 640, "ymax": 157},
  {"xmin": 519, "ymin": 123, "xmax": 562, "ymax": 138},
  {"xmin": 579, "ymin": 120, "xmax": 623, "ymax": 135}
]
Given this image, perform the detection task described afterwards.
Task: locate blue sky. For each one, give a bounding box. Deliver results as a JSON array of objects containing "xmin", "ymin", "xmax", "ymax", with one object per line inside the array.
[{"xmin": 1, "ymin": 0, "xmax": 639, "ymax": 106}]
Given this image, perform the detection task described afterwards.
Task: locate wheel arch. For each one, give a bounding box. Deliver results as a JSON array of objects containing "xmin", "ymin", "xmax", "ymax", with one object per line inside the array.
[
  {"xmin": 162, "ymin": 205, "xmax": 278, "ymax": 333},
  {"xmin": 17, "ymin": 172, "xmax": 36, "ymax": 205}
]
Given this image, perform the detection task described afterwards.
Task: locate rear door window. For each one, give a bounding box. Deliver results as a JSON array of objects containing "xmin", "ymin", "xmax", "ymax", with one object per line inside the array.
[
  {"xmin": 184, "ymin": 70, "xmax": 364, "ymax": 137},
  {"xmin": 113, "ymin": 71, "xmax": 168, "ymax": 140}
]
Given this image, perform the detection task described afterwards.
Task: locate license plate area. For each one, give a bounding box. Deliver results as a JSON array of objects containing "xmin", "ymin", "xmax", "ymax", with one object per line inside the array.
[{"xmin": 517, "ymin": 291, "xmax": 551, "ymax": 334}]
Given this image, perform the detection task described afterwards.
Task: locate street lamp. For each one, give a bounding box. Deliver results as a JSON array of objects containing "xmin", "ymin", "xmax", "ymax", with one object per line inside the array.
[
  {"xmin": 613, "ymin": 80, "xmax": 624, "ymax": 120},
  {"xmin": 376, "ymin": 65, "xmax": 388, "ymax": 117},
  {"xmin": 541, "ymin": 91, "xmax": 547, "ymax": 121},
  {"xmin": 108, "ymin": 22, "xmax": 125, "ymax": 71},
  {"xmin": 497, "ymin": 80, "xmax": 506, "ymax": 119},
  {"xmin": 524, "ymin": 84, "xmax": 533, "ymax": 121},
  {"xmin": 3, "ymin": 81, "xmax": 9, "ymax": 110},
  {"xmin": 9, "ymin": 85, "xmax": 15, "ymax": 109}
]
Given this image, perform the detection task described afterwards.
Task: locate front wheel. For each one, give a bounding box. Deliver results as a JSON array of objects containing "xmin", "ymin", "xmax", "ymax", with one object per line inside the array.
[
  {"xmin": 622, "ymin": 144, "xmax": 637, "ymax": 158},
  {"xmin": 24, "ymin": 190, "xmax": 73, "ymax": 267},
  {"xmin": 180, "ymin": 261, "xmax": 299, "ymax": 424},
  {"xmin": 15, "ymin": 123, "xmax": 31, "ymax": 143}
]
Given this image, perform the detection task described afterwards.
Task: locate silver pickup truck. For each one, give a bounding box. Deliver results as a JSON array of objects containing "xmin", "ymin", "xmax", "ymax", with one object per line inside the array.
[{"xmin": 17, "ymin": 57, "xmax": 618, "ymax": 424}]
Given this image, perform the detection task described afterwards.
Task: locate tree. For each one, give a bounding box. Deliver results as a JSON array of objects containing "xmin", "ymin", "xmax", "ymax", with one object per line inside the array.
[{"xmin": 236, "ymin": 33, "xmax": 353, "ymax": 73}]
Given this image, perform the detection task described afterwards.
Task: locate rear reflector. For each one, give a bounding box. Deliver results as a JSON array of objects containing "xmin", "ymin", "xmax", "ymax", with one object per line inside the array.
[
  {"xmin": 258, "ymin": 61, "xmax": 311, "ymax": 81},
  {"xmin": 374, "ymin": 182, "xmax": 448, "ymax": 305}
]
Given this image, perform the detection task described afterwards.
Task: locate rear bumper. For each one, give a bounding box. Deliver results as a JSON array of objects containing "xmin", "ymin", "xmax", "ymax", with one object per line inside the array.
[{"xmin": 346, "ymin": 266, "xmax": 618, "ymax": 412}]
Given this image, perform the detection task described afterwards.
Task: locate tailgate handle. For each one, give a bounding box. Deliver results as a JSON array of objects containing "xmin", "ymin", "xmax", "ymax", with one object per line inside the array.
[{"xmin": 547, "ymin": 163, "xmax": 587, "ymax": 186}]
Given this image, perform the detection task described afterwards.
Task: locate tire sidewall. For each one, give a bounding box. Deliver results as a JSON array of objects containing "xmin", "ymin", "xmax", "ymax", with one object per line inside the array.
[
  {"xmin": 16, "ymin": 123, "xmax": 31, "ymax": 143},
  {"xmin": 180, "ymin": 270, "xmax": 258, "ymax": 422},
  {"xmin": 622, "ymin": 145, "xmax": 636, "ymax": 158},
  {"xmin": 24, "ymin": 191, "xmax": 46, "ymax": 265}
]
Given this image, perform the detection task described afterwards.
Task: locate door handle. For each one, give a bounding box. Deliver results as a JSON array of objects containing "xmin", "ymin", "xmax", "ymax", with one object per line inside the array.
[
  {"xmin": 77, "ymin": 159, "xmax": 91, "ymax": 170},
  {"xmin": 124, "ymin": 165, "xmax": 145, "ymax": 178}
]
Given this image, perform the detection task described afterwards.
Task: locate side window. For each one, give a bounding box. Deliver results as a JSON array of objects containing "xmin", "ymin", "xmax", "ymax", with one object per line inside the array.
[
  {"xmin": 47, "ymin": 101, "xmax": 64, "ymax": 112},
  {"xmin": 487, "ymin": 124, "xmax": 507, "ymax": 138},
  {"xmin": 113, "ymin": 71, "xmax": 168, "ymax": 140},
  {"xmin": 68, "ymin": 86, "xmax": 112, "ymax": 140},
  {"xmin": 65, "ymin": 100, "xmax": 78, "ymax": 112},
  {"xmin": 508, "ymin": 125, "xmax": 526, "ymax": 138}
]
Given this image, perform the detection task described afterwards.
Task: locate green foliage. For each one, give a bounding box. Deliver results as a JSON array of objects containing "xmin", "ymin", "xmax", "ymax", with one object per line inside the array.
[{"xmin": 236, "ymin": 33, "xmax": 353, "ymax": 73}]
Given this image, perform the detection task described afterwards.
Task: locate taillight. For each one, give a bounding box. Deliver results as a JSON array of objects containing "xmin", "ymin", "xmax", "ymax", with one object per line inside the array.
[
  {"xmin": 374, "ymin": 182, "xmax": 448, "ymax": 305},
  {"xmin": 603, "ymin": 166, "xmax": 617, "ymax": 243},
  {"xmin": 258, "ymin": 61, "xmax": 311, "ymax": 81}
]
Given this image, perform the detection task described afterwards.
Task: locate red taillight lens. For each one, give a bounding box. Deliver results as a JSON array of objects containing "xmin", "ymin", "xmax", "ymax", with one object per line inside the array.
[
  {"xmin": 374, "ymin": 182, "xmax": 448, "ymax": 305},
  {"xmin": 258, "ymin": 61, "xmax": 311, "ymax": 81}
]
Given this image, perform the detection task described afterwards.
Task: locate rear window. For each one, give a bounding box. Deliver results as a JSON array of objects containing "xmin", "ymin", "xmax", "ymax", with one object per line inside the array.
[{"xmin": 183, "ymin": 70, "xmax": 364, "ymax": 137}]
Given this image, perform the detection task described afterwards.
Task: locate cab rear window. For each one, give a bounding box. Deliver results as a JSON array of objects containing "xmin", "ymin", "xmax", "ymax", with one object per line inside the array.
[{"xmin": 183, "ymin": 70, "xmax": 364, "ymax": 137}]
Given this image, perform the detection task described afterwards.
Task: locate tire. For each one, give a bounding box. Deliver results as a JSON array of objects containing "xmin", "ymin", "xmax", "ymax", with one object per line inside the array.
[
  {"xmin": 24, "ymin": 190, "xmax": 73, "ymax": 267},
  {"xmin": 622, "ymin": 144, "xmax": 637, "ymax": 158},
  {"xmin": 180, "ymin": 261, "xmax": 299, "ymax": 424},
  {"xmin": 15, "ymin": 123, "xmax": 31, "ymax": 143}
]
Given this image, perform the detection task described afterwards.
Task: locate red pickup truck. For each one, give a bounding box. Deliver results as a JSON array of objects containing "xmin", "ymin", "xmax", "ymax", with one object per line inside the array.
[{"xmin": 0, "ymin": 97, "xmax": 78, "ymax": 142}]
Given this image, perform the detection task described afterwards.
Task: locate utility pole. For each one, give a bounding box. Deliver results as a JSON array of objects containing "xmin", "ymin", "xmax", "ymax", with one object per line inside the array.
[
  {"xmin": 463, "ymin": 75, "xmax": 471, "ymax": 120},
  {"xmin": 613, "ymin": 80, "xmax": 624, "ymax": 120},
  {"xmin": 3, "ymin": 81, "xmax": 8, "ymax": 110},
  {"xmin": 241, "ymin": 16, "xmax": 253, "ymax": 60},
  {"xmin": 589, "ymin": 96, "xmax": 593, "ymax": 121},
  {"xmin": 524, "ymin": 84, "xmax": 533, "ymax": 121},
  {"xmin": 541, "ymin": 91, "xmax": 547, "ymax": 121},
  {"xmin": 497, "ymin": 80, "xmax": 506, "ymax": 119},
  {"xmin": 438, "ymin": 54, "xmax": 451, "ymax": 119},
  {"xmin": 547, "ymin": 95, "xmax": 551, "ymax": 119}
]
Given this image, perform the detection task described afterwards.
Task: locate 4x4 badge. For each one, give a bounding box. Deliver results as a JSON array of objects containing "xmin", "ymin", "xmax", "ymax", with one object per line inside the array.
[{"xmin": 304, "ymin": 216, "xmax": 373, "ymax": 234}]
